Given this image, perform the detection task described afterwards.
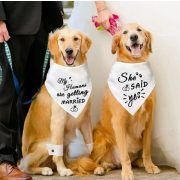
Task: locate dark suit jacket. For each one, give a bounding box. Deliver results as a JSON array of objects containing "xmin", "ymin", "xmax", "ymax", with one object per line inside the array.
[{"xmin": 0, "ymin": 1, "xmax": 63, "ymax": 35}]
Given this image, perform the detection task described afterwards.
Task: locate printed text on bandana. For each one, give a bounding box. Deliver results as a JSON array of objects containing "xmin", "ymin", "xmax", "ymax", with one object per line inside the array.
[
  {"xmin": 45, "ymin": 63, "xmax": 92, "ymax": 118},
  {"xmin": 118, "ymin": 72, "xmax": 147, "ymax": 107},
  {"xmin": 57, "ymin": 77, "xmax": 89, "ymax": 113},
  {"xmin": 108, "ymin": 62, "xmax": 155, "ymax": 115}
]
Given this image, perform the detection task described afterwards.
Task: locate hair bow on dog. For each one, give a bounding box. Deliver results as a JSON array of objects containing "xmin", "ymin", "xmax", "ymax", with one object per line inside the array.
[{"xmin": 92, "ymin": 14, "xmax": 122, "ymax": 35}]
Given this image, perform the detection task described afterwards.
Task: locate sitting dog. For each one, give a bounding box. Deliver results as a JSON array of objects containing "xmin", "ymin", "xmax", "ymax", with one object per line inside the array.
[
  {"xmin": 70, "ymin": 23, "xmax": 160, "ymax": 180},
  {"xmin": 19, "ymin": 28, "xmax": 93, "ymax": 176}
]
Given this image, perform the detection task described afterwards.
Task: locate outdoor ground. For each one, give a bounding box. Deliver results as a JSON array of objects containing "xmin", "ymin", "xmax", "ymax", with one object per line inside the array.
[{"xmin": 32, "ymin": 166, "xmax": 180, "ymax": 180}]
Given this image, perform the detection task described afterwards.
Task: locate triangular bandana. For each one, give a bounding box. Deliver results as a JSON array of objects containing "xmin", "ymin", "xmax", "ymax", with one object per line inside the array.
[
  {"xmin": 45, "ymin": 62, "xmax": 92, "ymax": 118},
  {"xmin": 108, "ymin": 61, "xmax": 155, "ymax": 115}
]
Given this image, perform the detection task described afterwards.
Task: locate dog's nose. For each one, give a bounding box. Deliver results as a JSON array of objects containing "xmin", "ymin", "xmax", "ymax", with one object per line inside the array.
[
  {"xmin": 130, "ymin": 34, "xmax": 138, "ymax": 42},
  {"xmin": 65, "ymin": 48, "xmax": 73, "ymax": 55}
]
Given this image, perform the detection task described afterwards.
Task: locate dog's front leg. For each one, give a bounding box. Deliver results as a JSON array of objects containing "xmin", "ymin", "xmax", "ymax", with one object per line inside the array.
[
  {"xmin": 112, "ymin": 113, "xmax": 134, "ymax": 180},
  {"xmin": 142, "ymin": 103, "xmax": 160, "ymax": 174},
  {"xmin": 80, "ymin": 108, "xmax": 93, "ymax": 154},
  {"xmin": 50, "ymin": 100, "xmax": 73, "ymax": 176}
]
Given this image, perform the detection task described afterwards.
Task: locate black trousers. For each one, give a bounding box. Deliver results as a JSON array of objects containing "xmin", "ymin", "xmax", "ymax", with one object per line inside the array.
[{"xmin": 0, "ymin": 23, "xmax": 49, "ymax": 164}]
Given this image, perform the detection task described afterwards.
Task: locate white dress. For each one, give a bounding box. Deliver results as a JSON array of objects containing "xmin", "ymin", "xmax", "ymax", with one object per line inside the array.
[{"xmin": 68, "ymin": 1, "xmax": 180, "ymax": 172}]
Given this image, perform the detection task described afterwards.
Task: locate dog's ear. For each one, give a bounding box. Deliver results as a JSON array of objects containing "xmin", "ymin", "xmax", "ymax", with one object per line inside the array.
[
  {"xmin": 80, "ymin": 32, "xmax": 92, "ymax": 54},
  {"xmin": 48, "ymin": 30, "xmax": 60, "ymax": 59},
  {"xmin": 112, "ymin": 33, "xmax": 121, "ymax": 54},
  {"xmin": 145, "ymin": 31, "xmax": 152, "ymax": 53}
]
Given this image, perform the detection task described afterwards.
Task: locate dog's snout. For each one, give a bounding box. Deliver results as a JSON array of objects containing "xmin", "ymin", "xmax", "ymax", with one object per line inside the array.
[
  {"xmin": 65, "ymin": 48, "xmax": 73, "ymax": 55},
  {"xmin": 130, "ymin": 34, "xmax": 138, "ymax": 42}
]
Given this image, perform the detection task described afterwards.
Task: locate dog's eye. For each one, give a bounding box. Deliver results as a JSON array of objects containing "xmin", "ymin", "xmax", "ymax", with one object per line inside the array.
[
  {"xmin": 123, "ymin": 30, "xmax": 128, "ymax": 34},
  {"xmin": 137, "ymin": 28, "xmax": 142, "ymax": 32},
  {"xmin": 74, "ymin": 37, "xmax": 79, "ymax": 41},
  {"xmin": 60, "ymin": 38, "xmax": 65, "ymax": 42}
]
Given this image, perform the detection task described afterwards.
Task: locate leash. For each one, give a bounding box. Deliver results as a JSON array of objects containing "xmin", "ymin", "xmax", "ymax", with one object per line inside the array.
[
  {"xmin": 3, "ymin": 41, "xmax": 50, "ymax": 104},
  {"xmin": 0, "ymin": 64, "xmax": 2, "ymax": 86}
]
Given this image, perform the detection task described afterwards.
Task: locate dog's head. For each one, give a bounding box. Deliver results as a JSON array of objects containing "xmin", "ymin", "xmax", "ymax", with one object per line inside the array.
[
  {"xmin": 48, "ymin": 27, "xmax": 92, "ymax": 66},
  {"xmin": 112, "ymin": 23, "xmax": 152, "ymax": 62}
]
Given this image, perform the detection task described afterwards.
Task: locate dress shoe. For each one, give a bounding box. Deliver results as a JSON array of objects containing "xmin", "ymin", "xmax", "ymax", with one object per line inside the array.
[{"xmin": 0, "ymin": 162, "xmax": 32, "ymax": 180}]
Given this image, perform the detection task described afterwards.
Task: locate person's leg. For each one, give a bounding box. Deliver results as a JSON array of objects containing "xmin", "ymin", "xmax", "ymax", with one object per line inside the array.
[
  {"xmin": 0, "ymin": 36, "xmax": 35, "ymax": 164},
  {"xmin": 17, "ymin": 24, "xmax": 49, "ymax": 159},
  {"xmin": 0, "ymin": 43, "xmax": 18, "ymax": 164}
]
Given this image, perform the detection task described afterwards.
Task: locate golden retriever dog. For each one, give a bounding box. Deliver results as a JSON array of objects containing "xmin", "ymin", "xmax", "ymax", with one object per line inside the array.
[
  {"xmin": 19, "ymin": 28, "xmax": 93, "ymax": 176},
  {"xmin": 70, "ymin": 23, "xmax": 160, "ymax": 180}
]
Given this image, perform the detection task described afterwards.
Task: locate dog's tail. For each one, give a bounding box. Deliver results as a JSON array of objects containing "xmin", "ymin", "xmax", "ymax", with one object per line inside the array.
[
  {"xmin": 68, "ymin": 156, "xmax": 99, "ymax": 175},
  {"xmin": 67, "ymin": 123, "xmax": 113, "ymax": 175}
]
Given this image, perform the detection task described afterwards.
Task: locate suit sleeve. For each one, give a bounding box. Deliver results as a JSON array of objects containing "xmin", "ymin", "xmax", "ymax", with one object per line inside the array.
[
  {"xmin": 0, "ymin": 1, "xmax": 6, "ymax": 20},
  {"xmin": 0, "ymin": 2, "xmax": 6, "ymax": 20},
  {"xmin": 56, "ymin": 1, "xmax": 64, "ymax": 15}
]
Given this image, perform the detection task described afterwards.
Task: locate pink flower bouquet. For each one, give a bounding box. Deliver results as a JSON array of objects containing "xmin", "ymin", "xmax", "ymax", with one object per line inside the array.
[{"xmin": 92, "ymin": 14, "xmax": 122, "ymax": 35}]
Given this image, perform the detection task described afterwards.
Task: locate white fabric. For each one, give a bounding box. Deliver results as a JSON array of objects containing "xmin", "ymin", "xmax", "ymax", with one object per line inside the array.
[
  {"xmin": 69, "ymin": 143, "xmax": 93, "ymax": 158},
  {"xmin": 108, "ymin": 61, "xmax": 155, "ymax": 115},
  {"xmin": 46, "ymin": 144, "xmax": 63, "ymax": 156},
  {"xmin": 45, "ymin": 62, "xmax": 92, "ymax": 118},
  {"xmin": 86, "ymin": 143, "xmax": 93, "ymax": 154},
  {"xmin": 68, "ymin": 1, "xmax": 180, "ymax": 172},
  {"xmin": 68, "ymin": 129, "xmax": 93, "ymax": 158}
]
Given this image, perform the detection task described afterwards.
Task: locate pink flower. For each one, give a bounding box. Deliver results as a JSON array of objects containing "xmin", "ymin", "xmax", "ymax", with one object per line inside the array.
[{"xmin": 92, "ymin": 14, "xmax": 122, "ymax": 35}]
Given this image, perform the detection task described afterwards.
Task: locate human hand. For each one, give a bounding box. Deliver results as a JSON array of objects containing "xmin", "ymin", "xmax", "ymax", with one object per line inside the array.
[
  {"xmin": 0, "ymin": 21, "xmax": 10, "ymax": 43},
  {"xmin": 97, "ymin": 9, "xmax": 112, "ymax": 30}
]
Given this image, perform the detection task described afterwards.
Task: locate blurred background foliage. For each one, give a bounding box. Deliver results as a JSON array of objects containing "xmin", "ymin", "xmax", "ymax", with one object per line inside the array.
[{"xmin": 62, "ymin": 1, "xmax": 74, "ymax": 19}]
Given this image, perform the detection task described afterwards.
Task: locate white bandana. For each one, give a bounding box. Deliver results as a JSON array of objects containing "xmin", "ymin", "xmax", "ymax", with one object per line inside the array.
[
  {"xmin": 46, "ymin": 144, "xmax": 63, "ymax": 156},
  {"xmin": 45, "ymin": 62, "xmax": 92, "ymax": 118},
  {"xmin": 108, "ymin": 61, "xmax": 155, "ymax": 115}
]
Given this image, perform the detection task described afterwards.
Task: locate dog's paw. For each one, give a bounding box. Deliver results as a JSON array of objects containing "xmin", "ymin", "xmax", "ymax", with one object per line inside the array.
[
  {"xmin": 18, "ymin": 164, "xmax": 25, "ymax": 172},
  {"xmin": 41, "ymin": 167, "xmax": 53, "ymax": 176},
  {"xmin": 102, "ymin": 162, "xmax": 116, "ymax": 170},
  {"xmin": 133, "ymin": 158, "xmax": 144, "ymax": 168},
  {"xmin": 121, "ymin": 169, "xmax": 134, "ymax": 180},
  {"xmin": 58, "ymin": 168, "xmax": 74, "ymax": 176},
  {"xmin": 145, "ymin": 164, "xmax": 160, "ymax": 174},
  {"xmin": 94, "ymin": 167, "xmax": 105, "ymax": 176}
]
